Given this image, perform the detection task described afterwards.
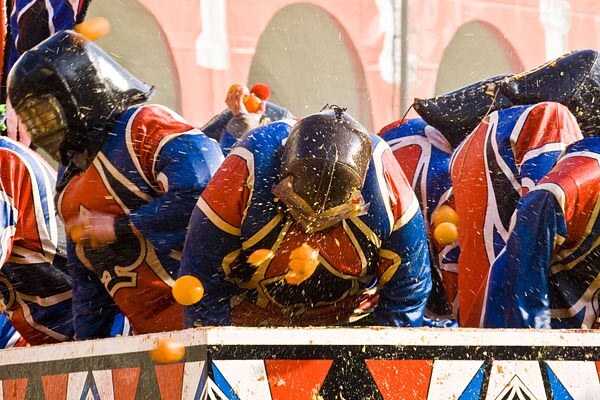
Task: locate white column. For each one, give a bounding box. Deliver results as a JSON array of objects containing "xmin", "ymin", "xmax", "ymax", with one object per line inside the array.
[
  {"xmin": 196, "ymin": 0, "xmax": 230, "ymax": 70},
  {"xmin": 539, "ymin": 0, "xmax": 572, "ymax": 61}
]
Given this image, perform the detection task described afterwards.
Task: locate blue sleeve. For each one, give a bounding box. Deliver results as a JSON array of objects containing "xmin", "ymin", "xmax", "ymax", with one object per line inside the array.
[
  {"xmin": 484, "ymin": 189, "xmax": 566, "ymax": 328},
  {"xmin": 179, "ymin": 206, "xmax": 240, "ymax": 327},
  {"xmin": 369, "ymin": 212, "xmax": 433, "ymax": 327},
  {"xmin": 127, "ymin": 134, "xmax": 223, "ymax": 255},
  {"xmin": 219, "ymin": 130, "xmax": 238, "ymax": 156}
]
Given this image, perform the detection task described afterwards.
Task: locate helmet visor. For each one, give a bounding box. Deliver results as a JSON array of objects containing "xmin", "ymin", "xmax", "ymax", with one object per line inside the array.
[
  {"xmin": 273, "ymin": 176, "xmax": 369, "ymax": 233},
  {"xmin": 14, "ymin": 94, "xmax": 67, "ymax": 162}
]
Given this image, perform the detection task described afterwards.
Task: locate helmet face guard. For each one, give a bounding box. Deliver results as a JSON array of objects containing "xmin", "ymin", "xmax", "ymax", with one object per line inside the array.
[
  {"xmin": 274, "ymin": 108, "xmax": 372, "ymax": 232},
  {"xmin": 8, "ymin": 30, "xmax": 153, "ymax": 165},
  {"xmin": 13, "ymin": 93, "xmax": 69, "ymax": 160},
  {"xmin": 273, "ymin": 176, "xmax": 369, "ymax": 233}
]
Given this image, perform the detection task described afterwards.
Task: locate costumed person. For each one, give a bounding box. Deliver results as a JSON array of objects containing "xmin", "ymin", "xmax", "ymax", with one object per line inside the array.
[
  {"xmin": 380, "ymin": 118, "xmax": 458, "ymax": 325},
  {"xmin": 0, "ymin": 104, "xmax": 74, "ymax": 345},
  {"xmin": 483, "ymin": 136, "xmax": 600, "ymax": 329},
  {"xmin": 450, "ymin": 101, "xmax": 583, "ymax": 327},
  {"xmin": 8, "ymin": 30, "xmax": 224, "ymax": 339},
  {"xmin": 201, "ymin": 82, "xmax": 294, "ymax": 156},
  {"xmin": 1, "ymin": 0, "xmax": 92, "ymax": 110},
  {"xmin": 179, "ymin": 106, "xmax": 432, "ymax": 327}
]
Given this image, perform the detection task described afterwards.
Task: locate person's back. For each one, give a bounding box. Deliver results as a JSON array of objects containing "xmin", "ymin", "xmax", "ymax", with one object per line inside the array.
[
  {"xmin": 0, "ymin": 136, "xmax": 73, "ymax": 344},
  {"xmin": 450, "ymin": 101, "xmax": 582, "ymax": 326},
  {"xmin": 483, "ymin": 136, "xmax": 600, "ymax": 329},
  {"xmin": 8, "ymin": 30, "xmax": 224, "ymax": 339},
  {"xmin": 380, "ymin": 118, "xmax": 457, "ymax": 322},
  {"xmin": 180, "ymin": 109, "xmax": 432, "ymax": 327}
]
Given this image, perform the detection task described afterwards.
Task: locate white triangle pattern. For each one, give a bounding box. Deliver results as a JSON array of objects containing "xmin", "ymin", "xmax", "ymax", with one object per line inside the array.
[
  {"xmin": 181, "ymin": 361, "xmax": 206, "ymax": 400},
  {"xmin": 545, "ymin": 361, "xmax": 600, "ymax": 399},
  {"xmin": 212, "ymin": 360, "xmax": 272, "ymax": 400},
  {"xmin": 427, "ymin": 360, "xmax": 485, "ymax": 399},
  {"xmin": 485, "ymin": 361, "xmax": 546, "ymax": 400},
  {"xmin": 67, "ymin": 370, "xmax": 115, "ymax": 400},
  {"xmin": 205, "ymin": 377, "xmax": 232, "ymax": 400},
  {"xmin": 493, "ymin": 375, "xmax": 540, "ymax": 400}
]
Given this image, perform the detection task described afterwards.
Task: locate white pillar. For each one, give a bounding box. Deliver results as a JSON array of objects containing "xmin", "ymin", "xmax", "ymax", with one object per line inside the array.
[
  {"xmin": 196, "ymin": 0, "xmax": 230, "ymax": 70},
  {"xmin": 539, "ymin": 0, "xmax": 571, "ymax": 61}
]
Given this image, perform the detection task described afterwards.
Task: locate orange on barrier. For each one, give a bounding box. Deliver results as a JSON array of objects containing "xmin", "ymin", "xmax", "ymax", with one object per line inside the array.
[
  {"xmin": 172, "ymin": 275, "xmax": 204, "ymax": 306},
  {"xmin": 150, "ymin": 338, "xmax": 185, "ymax": 364}
]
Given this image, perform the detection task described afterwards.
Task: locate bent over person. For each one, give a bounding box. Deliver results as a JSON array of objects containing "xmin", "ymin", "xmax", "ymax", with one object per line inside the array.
[
  {"xmin": 450, "ymin": 101, "xmax": 583, "ymax": 327},
  {"xmin": 483, "ymin": 136, "xmax": 600, "ymax": 329},
  {"xmin": 8, "ymin": 30, "xmax": 223, "ymax": 339},
  {"xmin": 0, "ymin": 133, "xmax": 73, "ymax": 345},
  {"xmin": 179, "ymin": 107, "xmax": 432, "ymax": 327}
]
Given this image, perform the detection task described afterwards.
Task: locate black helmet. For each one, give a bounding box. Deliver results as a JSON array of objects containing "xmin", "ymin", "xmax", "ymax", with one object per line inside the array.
[
  {"xmin": 7, "ymin": 30, "xmax": 153, "ymax": 165},
  {"xmin": 499, "ymin": 49, "xmax": 600, "ymax": 137},
  {"xmin": 272, "ymin": 106, "xmax": 371, "ymax": 233}
]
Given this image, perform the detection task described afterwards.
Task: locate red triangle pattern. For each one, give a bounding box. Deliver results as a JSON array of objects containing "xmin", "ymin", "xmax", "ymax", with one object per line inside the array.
[
  {"xmin": 112, "ymin": 367, "xmax": 141, "ymax": 400},
  {"xmin": 2, "ymin": 378, "xmax": 28, "ymax": 400},
  {"xmin": 365, "ymin": 359, "xmax": 434, "ymax": 400},
  {"xmin": 596, "ymin": 361, "xmax": 600, "ymax": 382},
  {"xmin": 155, "ymin": 363, "xmax": 184, "ymax": 400},
  {"xmin": 41, "ymin": 374, "xmax": 68, "ymax": 400},
  {"xmin": 265, "ymin": 360, "xmax": 333, "ymax": 400}
]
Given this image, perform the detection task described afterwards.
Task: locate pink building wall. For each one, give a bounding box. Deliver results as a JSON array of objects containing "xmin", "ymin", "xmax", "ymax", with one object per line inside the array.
[{"xmin": 135, "ymin": 0, "xmax": 600, "ymax": 132}]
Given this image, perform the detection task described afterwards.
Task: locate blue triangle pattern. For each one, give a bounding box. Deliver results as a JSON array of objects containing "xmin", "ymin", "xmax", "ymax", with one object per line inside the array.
[
  {"xmin": 458, "ymin": 362, "xmax": 487, "ymax": 400},
  {"xmin": 79, "ymin": 371, "xmax": 101, "ymax": 400},
  {"xmin": 211, "ymin": 363, "xmax": 241, "ymax": 400},
  {"xmin": 542, "ymin": 362, "xmax": 573, "ymax": 400}
]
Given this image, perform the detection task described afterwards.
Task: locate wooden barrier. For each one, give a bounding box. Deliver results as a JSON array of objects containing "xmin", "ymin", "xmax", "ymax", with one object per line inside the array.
[{"xmin": 0, "ymin": 327, "xmax": 599, "ymax": 399}]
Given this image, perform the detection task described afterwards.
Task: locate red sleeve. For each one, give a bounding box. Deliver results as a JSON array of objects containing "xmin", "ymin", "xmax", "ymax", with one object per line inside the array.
[
  {"xmin": 0, "ymin": 149, "xmax": 32, "ymax": 265},
  {"xmin": 129, "ymin": 105, "xmax": 195, "ymax": 184},
  {"xmin": 513, "ymin": 102, "xmax": 582, "ymax": 166},
  {"xmin": 199, "ymin": 154, "xmax": 251, "ymax": 230}
]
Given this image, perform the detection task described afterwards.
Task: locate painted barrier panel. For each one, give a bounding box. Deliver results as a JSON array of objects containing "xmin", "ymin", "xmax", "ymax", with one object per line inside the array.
[{"xmin": 0, "ymin": 327, "xmax": 599, "ymax": 399}]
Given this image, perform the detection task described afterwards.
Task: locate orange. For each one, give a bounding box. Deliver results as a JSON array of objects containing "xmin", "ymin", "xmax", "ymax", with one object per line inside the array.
[
  {"xmin": 247, "ymin": 249, "xmax": 274, "ymax": 266},
  {"xmin": 285, "ymin": 243, "xmax": 319, "ymax": 285},
  {"xmin": 243, "ymin": 94, "xmax": 262, "ymax": 113},
  {"xmin": 150, "ymin": 338, "xmax": 185, "ymax": 364},
  {"xmin": 172, "ymin": 275, "xmax": 204, "ymax": 306},
  {"xmin": 433, "ymin": 222, "xmax": 459, "ymax": 246},
  {"xmin": 431, "ymin": 205, "xmax": 459, "ymax": 227},
  {"xmin": 227, "ymin": 83, "xmax": 243, "ymax": 95},
  {"xmin": 74, "ymin": 17, "xmax": 111, "ymax": 41},
  {"xmin": 69, "ymin": 224, "xmax": 90, "ymax": 246}
]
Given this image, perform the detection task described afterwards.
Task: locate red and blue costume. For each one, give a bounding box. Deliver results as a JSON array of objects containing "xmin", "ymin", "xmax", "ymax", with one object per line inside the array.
[
  {"xmin": 450, "ymin": 102, "xmax": 583, "ymax": 326},
  {"xmin": 380, "ymin": 118, "xmax": 458, "ymax": 322},
  {"xmin": 180, "ymin": 120, "xmax": 432, "ymax": 327},
  {"xmin": 57, "ymin": 105, "xmax": 223, "ymax": 339},
  {"xmin": 484, "ymin": 137, "xmax": 600, "ymax": 328},
  {"xmin": 0, "ymin": 136, "xmax": 74, "ymax": 345},
  {"xmin": 0, "ymin": 313, "xmax": 27, "ymax": 348}
]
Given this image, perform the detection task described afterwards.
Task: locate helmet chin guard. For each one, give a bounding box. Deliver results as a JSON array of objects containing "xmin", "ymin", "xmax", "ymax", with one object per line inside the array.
[
  {"xmin": 8, "ymin": 30, "xmax": 154, "ymax": 165},
  {"xmin": 274, "ymin": 107, "xmax": 372, "ymax": 232}
]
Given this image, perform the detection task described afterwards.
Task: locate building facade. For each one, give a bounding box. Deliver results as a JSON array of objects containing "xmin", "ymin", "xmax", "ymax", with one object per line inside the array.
[{"xmin": 81, "ymin": 0, "xmax": 600, "ymax": 131}]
